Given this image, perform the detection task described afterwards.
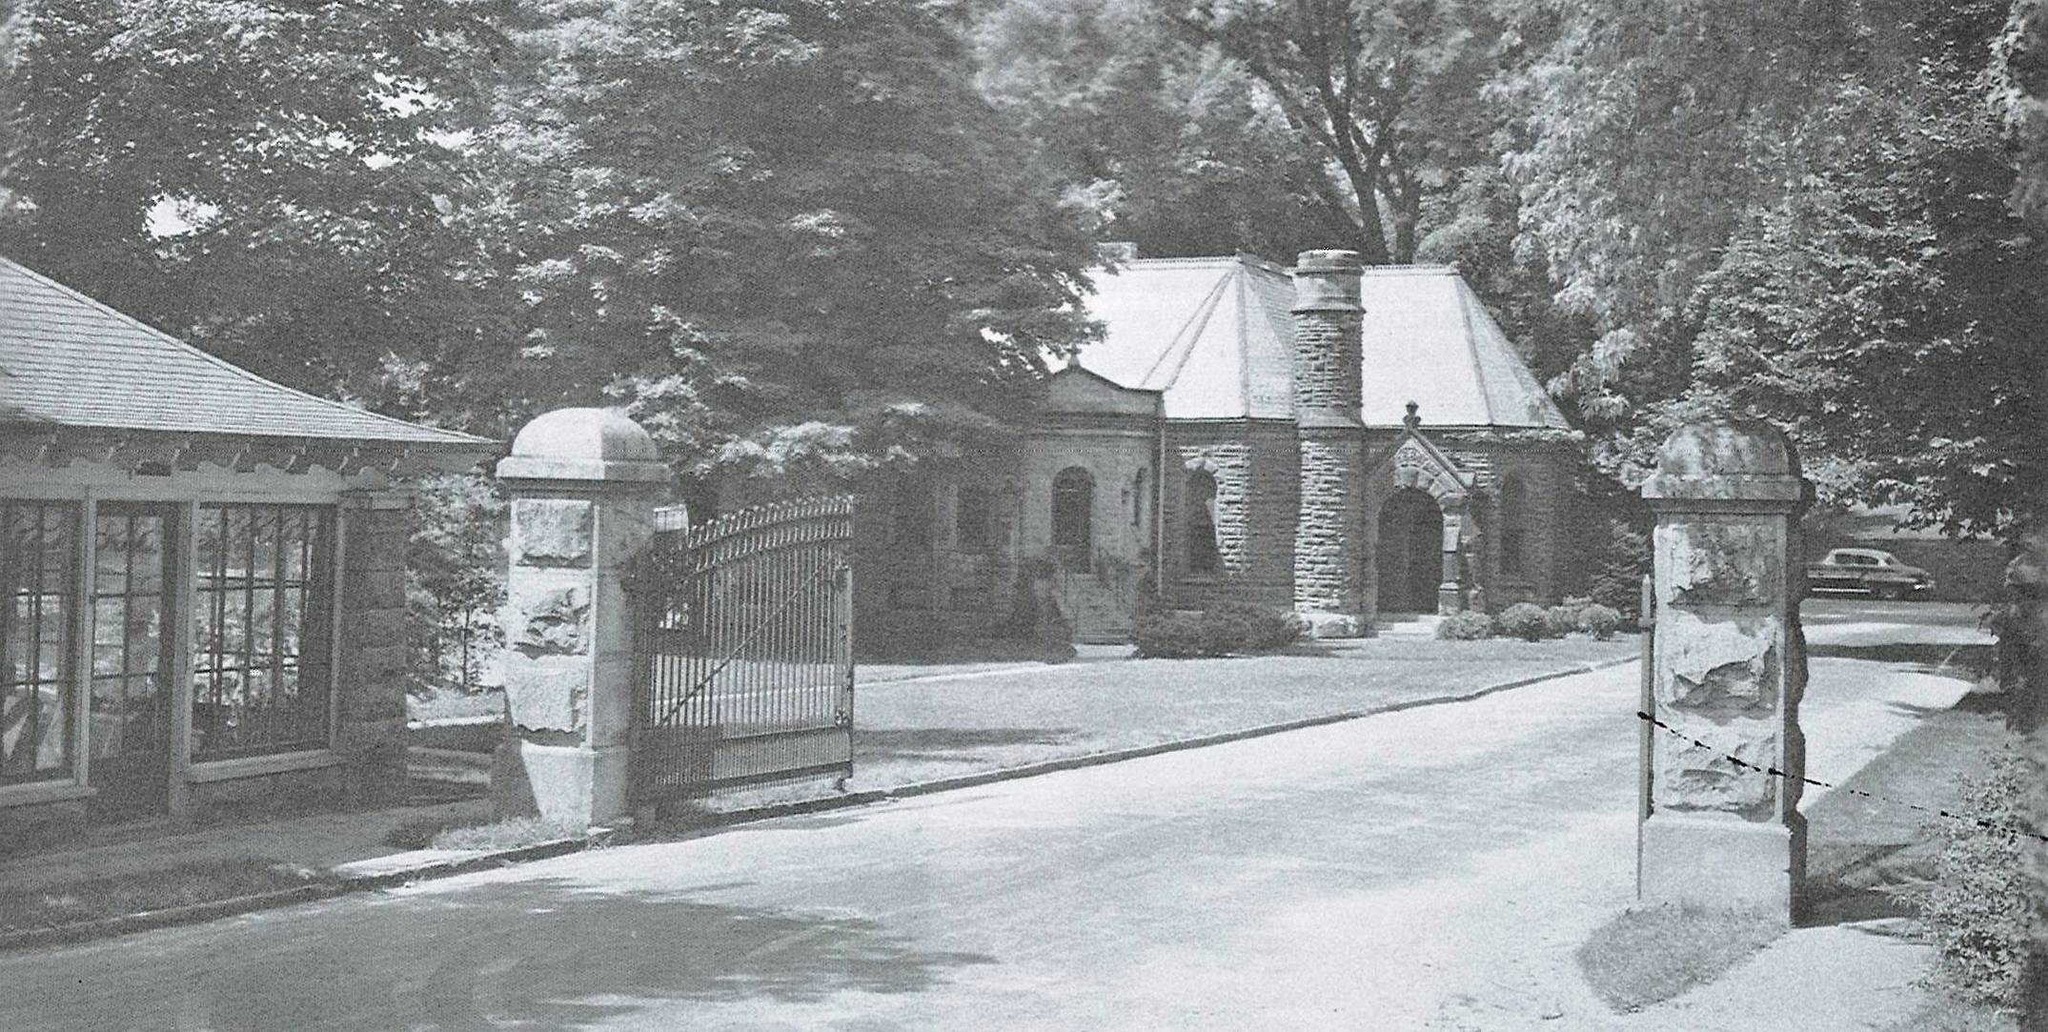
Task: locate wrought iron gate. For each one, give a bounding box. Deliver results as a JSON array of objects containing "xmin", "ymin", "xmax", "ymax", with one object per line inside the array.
[{"xmin": 632, "ymin": 496, "xmax": 854, "ymax": 805}]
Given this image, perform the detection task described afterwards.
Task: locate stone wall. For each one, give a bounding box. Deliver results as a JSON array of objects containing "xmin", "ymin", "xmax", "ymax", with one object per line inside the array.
[
  {"xmin": 1161, "ymin": 423, "xmax": 1297, "ymax": 611},
  {"xmin": 332, "ymin": 490, "xmax": 415, "ymax": 808}
]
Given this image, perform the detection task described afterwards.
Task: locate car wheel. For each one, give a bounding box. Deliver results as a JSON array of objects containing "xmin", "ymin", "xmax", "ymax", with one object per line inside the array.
[{"xmin": 1873, "ymin": 584, "xmax": 1905, "ymax": 601}]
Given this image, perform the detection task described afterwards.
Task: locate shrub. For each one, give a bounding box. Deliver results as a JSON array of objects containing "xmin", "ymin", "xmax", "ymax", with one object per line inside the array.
[
  {"xmin": 1196, "ymin": 608, "xmax": 1253, "ymax": 655},
  {"xmin": 1134, "ymin": 611, "xmax": 1210, "ymax": 658},
  {"xmin": 1589, "ymin": 519, "xmax": 1652, "ymax": 624},
  {"xmin": 1544, "ymin": 604, "xmax": 1583, "ymax": 638},
  {"xmin": 1498, "ymin": 602, "xmax": 1552, "ymax": 641},
  {"xmin": 1918, "ymin": 738, "xmax": 2030, "ymax": 1010},
  {"xmin": 1580, "ymin": 604, "xmax": 1623, "ymax": 640},
  {"xmin": 1436, "ymin": 610, "xmax": 1496, "ymax": 640},
  {"xmin": 1207, "ymin": 602, "xmax": 1307, "ymax": 652}
]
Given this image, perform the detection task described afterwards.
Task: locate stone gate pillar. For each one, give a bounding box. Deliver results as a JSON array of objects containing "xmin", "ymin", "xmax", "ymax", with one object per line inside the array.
[
  {"xmin": 1640, "ymin": 420, "xmax": 1810, "ymax": 920},
  {"xmin": 494, "ymin": 408, "xmax": 668, "ymax": 828},
  {"xmin": 1291, "ymin": 249, "xmax": 1368, "ymax": 636}
]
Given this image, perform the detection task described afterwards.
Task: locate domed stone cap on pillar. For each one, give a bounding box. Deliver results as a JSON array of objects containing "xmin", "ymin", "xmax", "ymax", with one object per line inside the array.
[
  {"xmin": 1291, "ymin": 249, "xmax": 1364, "ymax": 312},
  {"xmin": 497, "ymin": 407, "xmax": 671, "ymax": 484},
  {"xmin": 1643, "ymin": 419, "xmax": 1805, "ymax": 506}
]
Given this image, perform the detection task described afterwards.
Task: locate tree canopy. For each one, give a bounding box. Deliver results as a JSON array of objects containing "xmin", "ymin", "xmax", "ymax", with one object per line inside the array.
[{"xmin": 3, "ymin": 0, "xmax": 2042, "ymax": 533}]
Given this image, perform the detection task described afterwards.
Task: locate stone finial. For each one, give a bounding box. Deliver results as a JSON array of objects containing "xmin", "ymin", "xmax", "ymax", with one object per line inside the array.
[
  {"xmin": 1404, "ymin": 401, "xmax": 1421, "ymax": 431},
  {"xmin": 1643, "ymin": 419, "xmax": 1803, "ymax": 506},
  {"xmin": 498, "ymin": 407, "xmax": 669, "ymax": 485}
]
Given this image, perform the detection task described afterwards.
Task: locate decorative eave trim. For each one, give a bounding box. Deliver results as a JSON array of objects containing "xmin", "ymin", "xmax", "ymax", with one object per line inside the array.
[{"xmin": 0, "ymin": 426, "xmax": 491, "ymax": 479}]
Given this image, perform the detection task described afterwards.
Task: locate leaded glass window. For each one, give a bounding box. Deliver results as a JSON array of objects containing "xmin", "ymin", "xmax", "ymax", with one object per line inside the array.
[
  {"xmin": 192, "ymin": 504, "xmax": 337, "ymax": 759},
  {"xmin": 1, "ymin": 501, "xmax": 77, "ymax": 784}
]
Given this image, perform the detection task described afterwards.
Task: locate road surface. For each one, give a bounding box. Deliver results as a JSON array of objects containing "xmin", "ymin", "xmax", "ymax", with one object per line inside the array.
[{"xmin": 0, "ymin": 600, "xmax": 1990, "ymax": 1030}]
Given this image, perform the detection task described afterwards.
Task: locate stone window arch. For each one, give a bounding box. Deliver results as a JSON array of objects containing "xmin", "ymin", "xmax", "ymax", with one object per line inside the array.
[
  {"xmin": 1185, "ymin": 469, "xmax": 1221, "ymax": 574},
  {"xmin": 1051, "ymin": 467, "xmax": 1093, "ymax": 570},
  {"xmin": 1498, "ymin": 473, "xmax": 1528, "ymax": 578}
]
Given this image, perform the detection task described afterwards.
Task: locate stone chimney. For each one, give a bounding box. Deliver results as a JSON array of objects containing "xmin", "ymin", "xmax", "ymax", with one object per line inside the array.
[{"xmin": 1290, "ymin": 250, "xmax": 1367, "ymax": 636}]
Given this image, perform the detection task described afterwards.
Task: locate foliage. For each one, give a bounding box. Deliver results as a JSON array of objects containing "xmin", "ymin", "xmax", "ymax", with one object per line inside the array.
[
  {"xmin": 1496, "ymin": 601, "xmax": 1551, "ymax": 641},
  {"xmin": 1205, "ymin": 601, "xmax": 1307, "ymax": 652},
  {"xmin": 1435, "ymin": 609, "xmax": 1496, "ymax": 641},
  {"xmin": 1589, "ymin": 519, "xmax": 1651, "ymax": 623},
  {"xmin": 1134, "ymin": 610, "xmax": 1211, "ymax": 657},
  {"xmin": 1919, "ymin": 738, "xmax": 2033, "ymax": 1010},
  {"xmin": 479, "ymin": 0, "xmax": 1101, "ymax": 468},
  {"xmin": 1543, "ymin": 604, "xmax": 1581, "ymax": 639},
  {"xmin": 1132, "ymin": 602, "xmax": 1298, "ymax": 657},
  {"xmin": 1156, "ymin": 0, "xmax": 1514, "ymax": 263},
  {"xmin": 406, "ymin": 473, "xmax": 508, "ymax": 696},
  {"xmin": 1579, "ymin": 604, "xmax": 1622, "ymax": 641},
  {"xmin": 972, "ymin": 0, "xmax": 1329, "ymax": 259},
  {"xmin": 0, "ymin": 0, "xmax": 505, "ymax": 416},
  {"xmin": 1504, "ymin": 0, "xmax": 2044, "ymax": 538}
]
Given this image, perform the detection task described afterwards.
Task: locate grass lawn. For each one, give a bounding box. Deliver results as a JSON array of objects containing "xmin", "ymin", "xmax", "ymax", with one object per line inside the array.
[
  {"xmin": 0, "ymin": 857, "xmax": 331, "ymax": 935},
  {"xmin": 846, "ymin": 634, "xmax": 1638, "ymax": 791}
]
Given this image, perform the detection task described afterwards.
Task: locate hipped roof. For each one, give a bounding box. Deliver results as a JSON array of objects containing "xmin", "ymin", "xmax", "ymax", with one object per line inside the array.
[
  {"xmin": 0, "ymin": 256, "xmax": 490, "ymax": 447},
  {"xmin": 1072, "ymin": 256, "xmax": 1571, "ymax": 429}
]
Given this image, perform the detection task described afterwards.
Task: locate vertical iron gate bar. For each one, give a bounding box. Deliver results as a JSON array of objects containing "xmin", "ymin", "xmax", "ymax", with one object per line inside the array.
[{"xmin": 631, "ymin": 496, "xmax": 856, "ymax": 806}]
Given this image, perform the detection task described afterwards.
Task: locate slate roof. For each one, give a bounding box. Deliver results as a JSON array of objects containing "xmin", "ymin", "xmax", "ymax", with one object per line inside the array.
[
  {"xmin": 0, "ymin": 257, "xmax": 490, "ymax": 446},
  {"xmin": 1072, "ymin": 256, "xmax": 1572, "ymax": 429}
]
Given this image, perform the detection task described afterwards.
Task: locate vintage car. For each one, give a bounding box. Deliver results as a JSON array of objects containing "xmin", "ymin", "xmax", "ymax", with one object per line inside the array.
[{"xmin": 1805, "ymin": 547, "xmax": 1934, "ymax": 599}]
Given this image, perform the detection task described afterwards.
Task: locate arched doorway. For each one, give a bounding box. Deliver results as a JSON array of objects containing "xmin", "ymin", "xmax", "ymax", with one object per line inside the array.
[{"xmin": 1376, "ymin": 488, "xmax": 1443, "ymax": 613}]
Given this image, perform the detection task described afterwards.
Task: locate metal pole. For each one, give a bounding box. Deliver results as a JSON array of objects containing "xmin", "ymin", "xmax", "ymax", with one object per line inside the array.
[{"xmin": 1637, "ymin": 570, "xmax": 1656, "ymax": 897}]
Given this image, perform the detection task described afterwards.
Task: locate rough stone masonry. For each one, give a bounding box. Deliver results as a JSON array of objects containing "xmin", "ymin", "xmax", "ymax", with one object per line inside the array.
[{"xmin": 1640, "ymin": 419, "xmax": 1810, "ymax": 921}]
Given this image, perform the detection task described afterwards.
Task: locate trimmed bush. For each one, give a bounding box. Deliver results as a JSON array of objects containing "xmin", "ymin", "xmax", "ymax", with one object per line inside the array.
[
  {"xmin": 1207, "ymin": 602, "xmax": 1307, "ymax": 652},
  {"xmin": 1580, "ymin": 604, "xmax": 1623, "ymax": 640},
  {"xmin": 1196, "ymin": 608, "xmax": 1253, "ymax": 655},
  {"xmin": 1498, "ymin": 602, "xmax": 1551, "ymax": 641},
  {"xmin": 1436, "ymin": 610, "xmax": 1496, "ymax": 640},
  {"xmin": 1134, "ymin": 611, "xmax": 1209, "ymax": 658},
  {"xmin": 1544, "ymin": 604, "xmax": 1583, "ymax": 638}
]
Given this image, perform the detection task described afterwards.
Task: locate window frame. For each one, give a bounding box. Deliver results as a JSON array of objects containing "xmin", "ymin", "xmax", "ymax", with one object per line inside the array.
[
  {"xmin": 189, "ymin": 503, "xmax": 341, "ymax": 763},
  {"xmin": 0, "ymin": 499, "xmax": 83, "ymax": 788}
]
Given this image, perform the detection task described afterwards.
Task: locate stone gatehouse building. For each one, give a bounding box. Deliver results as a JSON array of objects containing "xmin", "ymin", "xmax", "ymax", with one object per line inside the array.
[{"xmin": 854, "ymin": 248, "xmax": 1587, "ymax": 646}]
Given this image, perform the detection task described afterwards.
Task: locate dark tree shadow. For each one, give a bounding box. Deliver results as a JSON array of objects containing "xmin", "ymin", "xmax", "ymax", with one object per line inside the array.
[{"xmin": 19, "ymin": 877, "xmax": 996, "ymax": 1031}]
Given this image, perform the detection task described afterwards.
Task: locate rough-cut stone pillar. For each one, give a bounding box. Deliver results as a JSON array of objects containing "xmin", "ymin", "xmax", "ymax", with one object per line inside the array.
[
  {"xmin": 1438, "ymin": 502, "xmax": 1466, "ymax": 615},
  {"xmin": 1291, "ymin": 249, "xmax": 1368, "ymax": 636},
  {"xmin": 335, "ymin": 488, "xmax": 415, "ymax": 808},
  {"xmin": 1640, "ymin": 420, "xmax": 1810, "ymax": 920},
  {"xmin": 494, "ymin": 408, "xmax": 667, "ymax": 829}
]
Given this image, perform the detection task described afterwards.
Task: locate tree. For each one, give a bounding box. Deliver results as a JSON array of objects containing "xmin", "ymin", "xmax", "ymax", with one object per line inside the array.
[
  {"xmin": 973, "ymin": 0, "xmax": 1334, "ymax": 258},
  {"xmin": 471, "ymin": 0, "xmax": 1101, "ymax": 469},
  {"xmin": 0, "ymin": 0, "xmax": 502, "ymax": 412},
  {"xmin": 1156, "ymin": 0, "xmax": 1516, "ymax": 263}
]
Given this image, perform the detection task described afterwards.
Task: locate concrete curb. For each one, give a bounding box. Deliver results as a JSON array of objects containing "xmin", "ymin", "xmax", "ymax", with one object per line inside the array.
[{"xmin": 2, "ymin": 653, "xmax": 1636, "ymax": 951}]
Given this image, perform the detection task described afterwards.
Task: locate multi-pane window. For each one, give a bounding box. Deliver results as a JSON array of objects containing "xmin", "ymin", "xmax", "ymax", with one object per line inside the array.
[
  {"xmin": 90, "ymin": 506, "xmax": 176, "ymax": 819},
  {"xmin": 0, "ymin": 502, "xmax": 77, "ymax": 784},
  {"xmin": 192, "ymin": 505, "xmax": 337, "ymax": 759}
]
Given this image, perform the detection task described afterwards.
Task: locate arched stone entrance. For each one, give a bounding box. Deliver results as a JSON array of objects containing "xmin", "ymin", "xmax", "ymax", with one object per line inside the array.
[{"xmin": 1376, "ymin": 487, "xmax": 1444, "ymax": 613}]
